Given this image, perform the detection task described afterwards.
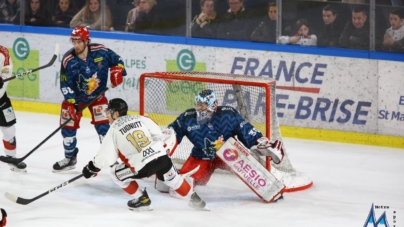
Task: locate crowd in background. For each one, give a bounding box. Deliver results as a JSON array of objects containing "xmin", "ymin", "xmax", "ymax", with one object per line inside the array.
[{"xmin": 0, "ymin": 0, "xmax": 403, "ymax": 52}]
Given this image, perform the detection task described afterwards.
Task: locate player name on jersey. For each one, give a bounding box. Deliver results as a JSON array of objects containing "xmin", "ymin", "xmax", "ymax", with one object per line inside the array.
[{"xmin": 119, "ymin": 121, "xmax": 142, "ymax": 135}]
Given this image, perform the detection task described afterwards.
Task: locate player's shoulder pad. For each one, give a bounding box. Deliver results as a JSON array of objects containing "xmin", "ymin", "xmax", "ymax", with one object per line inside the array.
[
  {"xmin": 216, "ymin": 106, "xmax": 238, "ymax": 114},
  {"xmin": 89, "ymin": 43, "xmax": 109, "ymax": 52},
  {"xmin": 62, "ymin": 47, "xmax": 75, "ymax": 69},
  {"xmin": 181, "ymin": 108, "xmax": 197, "ymax": 118}
]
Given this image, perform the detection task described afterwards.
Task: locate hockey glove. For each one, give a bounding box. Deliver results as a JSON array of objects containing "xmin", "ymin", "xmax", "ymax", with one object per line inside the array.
[
  {"xmin": 0, "ymin": 77, "xmax": 4, "ymax": 89},
  {"xmin": 0, "ymin": 208, "xmax": 7, "ymax": 227},
  {"xmin": 66, "ymin": 99, "xmax": 79, "ymax": 121},
  {"xmin": 82, "ymin": 161, "xmax": 100, "ymax": 179},
  {"xmin": 110, "ymin": 65, "xmax": 124, "ymax": 87},
  {"xmin": 250, "ymin": 137, "xmax": 284, "ymax": 164}
]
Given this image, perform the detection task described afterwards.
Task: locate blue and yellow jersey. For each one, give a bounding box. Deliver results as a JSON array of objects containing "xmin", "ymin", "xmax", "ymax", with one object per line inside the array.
[
  {"xmin": 60, "ymin": 43, "xmax": 127, "ymax": 104},
  {"xmin": 168, "ymin": 106, "xmax": 263, "ymax": 160}
]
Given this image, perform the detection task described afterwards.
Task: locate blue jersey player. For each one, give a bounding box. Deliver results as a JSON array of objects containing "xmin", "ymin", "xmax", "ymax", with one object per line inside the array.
[
  {"xmin": 167, "ymin": 89, "xmax": 284, "ymax": 186},
  {"xmin": 53, "ymin": 26, "xmax": 127, "ymax": 172}
]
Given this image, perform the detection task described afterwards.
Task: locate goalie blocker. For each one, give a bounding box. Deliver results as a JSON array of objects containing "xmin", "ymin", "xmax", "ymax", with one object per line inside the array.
[{"xmin": 216, "ymin": 137, "xmax": 285, "ymax": 203}]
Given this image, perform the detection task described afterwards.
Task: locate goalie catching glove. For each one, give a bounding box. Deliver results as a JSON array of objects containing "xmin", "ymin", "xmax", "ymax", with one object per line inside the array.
[
  {"xmin": 110, "ymin": 65, "xmax": 124, "ymax": 87},
  {"xmin": 82, "ymin": 161, "xmax": 100, "ymax": 179},
  {"xmin": 250, "ymin": 137, "xmax": 284, "ymax": 164}
]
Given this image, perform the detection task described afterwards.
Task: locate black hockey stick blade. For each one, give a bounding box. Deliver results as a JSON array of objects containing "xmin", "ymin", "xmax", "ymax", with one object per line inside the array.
[
  {"xmin": 4, "ymin": 174, "xmax": 83, "ymax": 205},
  {"xmin": 0, "ymin": 86, "xmax": 110, "ymax": 165},
  {"xmin": 4, "ymin": 43, "xmax": 59, "ymax": 82}
]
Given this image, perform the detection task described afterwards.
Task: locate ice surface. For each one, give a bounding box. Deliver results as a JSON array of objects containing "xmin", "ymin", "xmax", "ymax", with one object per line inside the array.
[{"xmin": 0, "ymin": 111, "xmax": 403, "ymax": 227}]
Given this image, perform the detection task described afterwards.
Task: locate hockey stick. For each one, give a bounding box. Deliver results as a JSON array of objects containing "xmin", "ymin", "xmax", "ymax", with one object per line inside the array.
[
  {"xmin": 0, "ymin": 85, "xmax": 111, "ymax": 165},
  {"xmin": 3, "ymin": 43, "xmax": 59, "ymax": 82},
  {"xmin": 4, "ymin": 174, "xmax": 83, "ymax": 205}
]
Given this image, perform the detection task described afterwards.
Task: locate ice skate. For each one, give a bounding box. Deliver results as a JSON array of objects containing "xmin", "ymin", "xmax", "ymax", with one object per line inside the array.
[
  {"xmin": 188, "ymin": 192, "xmax": 209, "ymax": 211},
  {"xmin": 127, "ymin": 188, "xmax": 153, "ymax": 211},
  {"xmin": 7, "ymin": 156, "xmax": 27, "ymax": 173},
  {"xmin": 53, "ymin": 148, "xmax": 78, "ymax": 173}
]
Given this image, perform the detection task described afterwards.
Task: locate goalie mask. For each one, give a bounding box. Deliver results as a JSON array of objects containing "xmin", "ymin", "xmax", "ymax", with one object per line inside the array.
[{"xmin": 195, "ymin": 89, "xmax": 218, "ymax": 125}]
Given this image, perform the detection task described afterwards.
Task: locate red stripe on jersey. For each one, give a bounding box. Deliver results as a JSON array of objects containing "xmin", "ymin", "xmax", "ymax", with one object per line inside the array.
[
  {"xmin": 0, "ymin": 46, "xmax": 11, "ymax": 66},
  {"xmin": 90, "ymin": 45, "xmax": 108, "ymax": 52},
  {"xmin": 123, "ymin": 181, "xmax": 139, "ymax": 195},
  {"xmin": 118, "ymin": 149, "xmax": 135, "ymax": 172},
  {"xmin": 62, "ymin": 54, "xmax": 74, "ymax": 69}
]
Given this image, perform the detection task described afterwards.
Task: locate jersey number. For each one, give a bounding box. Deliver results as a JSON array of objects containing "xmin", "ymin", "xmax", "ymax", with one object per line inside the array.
[
  {"xmin": 126, "ymin": 130, "xmax": 151, "ymax": 152},
  {"xmin": 61, "ymin": 87, "xmax": 74, "ymax": 95}
]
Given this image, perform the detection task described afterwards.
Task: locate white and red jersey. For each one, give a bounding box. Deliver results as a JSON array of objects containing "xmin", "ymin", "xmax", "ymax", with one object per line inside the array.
[
  {"xmin": 0, "ymin": 45, "xmax": 13, "ymax": 98},
  {"xmin": 93, "ymin": 115, "xmax": 166, "ymax": 172}
]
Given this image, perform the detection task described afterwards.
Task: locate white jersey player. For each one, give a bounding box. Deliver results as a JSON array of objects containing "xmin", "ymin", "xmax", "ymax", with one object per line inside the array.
[
  {"xmin": 0, "ymin": 45, "xmax": 26, "ymax": 172},
  {"xmin": 81, "ymin": 98, "xmax": 207, "ymax": 211}
]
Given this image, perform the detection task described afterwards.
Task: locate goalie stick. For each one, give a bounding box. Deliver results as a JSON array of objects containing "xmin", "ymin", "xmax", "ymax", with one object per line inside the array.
[
  {"xmin": 4, "ymin": 174, "xmax": 83, "ymax": 205},
  {"xmin": 3, "ymin": 43, "xmax": 59, "ymax": 82},
  {"xmin": 0, "ymin": 85, "xmax": 111, "ymax": 165}
]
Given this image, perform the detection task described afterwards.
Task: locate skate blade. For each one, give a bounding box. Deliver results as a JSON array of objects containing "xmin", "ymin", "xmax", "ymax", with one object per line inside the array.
[
  {"xmin": 52, "ymin": 165, "xmax": 76, "ymax": 173},
  {"xmin": 192, "ymin": 205, "xmax": 210, "ymax": 211},
  {"xmin": 128, "ymin": 205, "xmax": 153, "ymax": 211},
  {"xmin": 9, "ymin": 166, "xmax": 27, "ymax": 173}
]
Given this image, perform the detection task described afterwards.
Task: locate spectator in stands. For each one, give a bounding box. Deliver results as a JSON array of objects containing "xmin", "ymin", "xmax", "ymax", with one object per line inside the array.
[
  {"xmin": 125, "ymin": 0, "xmax": 141, "ymax": 32},
  {"xmin": 134, "ymin": 0, "xmax": 162, "ymax": 35},
  {"xmin": 216, "ymin": 0, "xmax": 256, "ymax": 41},
  {"xmin": 278, "ymin": 18, "xmax": 317, "ymax": 46},
  {"xmin": 339, "ymin": 6, "xmax": 370, "ymax": 50},
  {"xmin": 0, "ymin": 0, "xmax": 20, "ymax": 24},
  {"xmin": 191, "ymin": 0, "xmax": 219, "ymax": 38},
  {"xmin": 391, "ymin": 0, "xmax": 403, "ymax": 6},
  {"xmin": 382, "ymin": 9, "xmax": 404, "ymax": 52},
  {"xmin": 318, "ymin": 4, "xmax": 345, "ymax": 47},
  {"xmin": 25, "ymin": 0, "xmax": 51, "ymax": 26},
  {"xmin": 70, "ymin": 0, "xmax": 112, "ymax": 31},
  {"xmin": 250, "ymin": 3, "xmax": 277, "ymax": 43},
  {"xmin": 52, "ymin": 0, "xmax": 77, "ymax": 27}
]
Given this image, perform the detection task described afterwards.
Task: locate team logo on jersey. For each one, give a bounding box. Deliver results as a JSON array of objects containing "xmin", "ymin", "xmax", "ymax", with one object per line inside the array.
[
  {"xmin": 203, "ymin": 136, "xmax": 224, "ymax": 158},
  {"xmin": 85, "ymin": 66, "xmax": 90, "ymax": 74},
  {"xmin": 223, "ymin": 148, "xmax": 239, "ymax": 162},
  {"xmin": 77, "ymin": 73, "xmax": 100, "ymax": 95}
]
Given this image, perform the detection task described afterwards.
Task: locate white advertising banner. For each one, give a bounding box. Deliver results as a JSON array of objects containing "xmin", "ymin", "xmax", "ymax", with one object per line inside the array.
[
  {"xmin": 1, "ymin": 31, "xmax": 403, "ymax": 137},
  {"xmin": 215, "ymin": 48, "xmax": 380, "ymax": 134}
]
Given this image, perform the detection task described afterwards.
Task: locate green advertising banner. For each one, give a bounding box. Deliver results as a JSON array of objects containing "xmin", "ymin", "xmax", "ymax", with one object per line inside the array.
[
  {"xmin": 165, "ymin": 49, "xmax": 206, "ymax": 112},
  {"xmin": 7, "ymin": 38, "xmax": 40, "ymax": 99}
]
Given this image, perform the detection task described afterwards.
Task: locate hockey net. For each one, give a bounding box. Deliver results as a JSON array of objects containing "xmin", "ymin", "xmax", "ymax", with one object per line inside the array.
[{"xmin": 139, "ymin": 72, "xmax": 312, "ymax": 192}]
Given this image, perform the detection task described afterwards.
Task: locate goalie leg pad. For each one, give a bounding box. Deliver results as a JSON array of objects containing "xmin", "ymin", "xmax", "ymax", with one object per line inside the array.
[{"xmin": 216, "ymin": 137, "xmax": 285, "ymax": 203}]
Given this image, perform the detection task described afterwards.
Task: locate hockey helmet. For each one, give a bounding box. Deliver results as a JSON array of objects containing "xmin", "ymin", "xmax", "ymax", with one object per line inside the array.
[
  {"xmin": 195, "ymin": 89, "xmax": 218, "ymax": 124},
  {"xmin": 70, "ymin": 26, "xmax": 90, "ymax": 41},
  {"xmin": 107, "ymin": 98, "xmax": 128, "ymax": 116}
]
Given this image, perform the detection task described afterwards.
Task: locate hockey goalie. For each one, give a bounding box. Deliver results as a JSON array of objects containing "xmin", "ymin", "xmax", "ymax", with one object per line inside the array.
[{"xmin": 155, "ymin": 89, "xmax": 285, "ymax": 202}]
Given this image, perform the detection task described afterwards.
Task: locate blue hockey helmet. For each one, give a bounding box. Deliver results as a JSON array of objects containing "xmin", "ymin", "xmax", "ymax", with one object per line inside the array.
[{"xmin": 195, "ymin": 89, "xmax": 218, "ymax": 124}]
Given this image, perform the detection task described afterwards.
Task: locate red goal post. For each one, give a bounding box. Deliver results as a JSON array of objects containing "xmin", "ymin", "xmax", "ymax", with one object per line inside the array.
[{"xmin": 139, "ymin": 72, "xmax": 312, "ymax": 192}]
